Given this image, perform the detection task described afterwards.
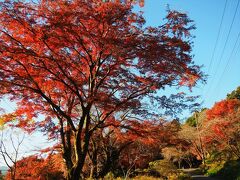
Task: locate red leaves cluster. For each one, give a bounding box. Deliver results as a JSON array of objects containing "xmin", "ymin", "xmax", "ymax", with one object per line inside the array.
[
  {"xmin": 0, "ymin": 0, "xmax": 201, "ymax": 126},
  {"xmin": 203, "ymin": 99, "xmax": 240, "ymax": 155},
  {"xmin": 117, "ymin": 120, "xmax": 179, "ymax": 169},
  {"xmin": 206, "ymin": 99, "xmax": 240, "ymax": 120},
  {"xmin": 5, "ymin": 154, "xmax": 66, "ymax": 180}
]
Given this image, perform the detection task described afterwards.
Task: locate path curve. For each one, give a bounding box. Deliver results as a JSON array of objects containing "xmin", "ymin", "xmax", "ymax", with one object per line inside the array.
[{"xmin": 181, "ymin": 168, "xmax": 219, "ymax": 180}]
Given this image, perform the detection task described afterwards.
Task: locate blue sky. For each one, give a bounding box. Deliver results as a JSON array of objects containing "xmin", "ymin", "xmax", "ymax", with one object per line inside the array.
[{"xmin": 140, "ymin": 0, "xmax": 240, "ymax": 110}]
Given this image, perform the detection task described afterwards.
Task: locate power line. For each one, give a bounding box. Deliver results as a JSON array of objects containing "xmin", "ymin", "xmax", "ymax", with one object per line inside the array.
[
  {"xmin": 201, "ymin": 0, "xmax": 228, "ymax": 102},
  {"xmin": 214, "ymin": 30, "xmax": 240, "ymax": 98},
  {"xmin": 204, "ymin": 0, "xmax": 240, "ymax": 100},
  {"xmin": 207, "ymin": 0, "xmax": 228, "ymax": 75}
]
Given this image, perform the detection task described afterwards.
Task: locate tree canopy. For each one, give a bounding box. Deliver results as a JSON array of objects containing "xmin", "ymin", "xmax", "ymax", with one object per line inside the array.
[
  {"xmin": 227, "ymin": 86, "xmax": 240, "ymax": 100},
  {"xmin": 0, "ymin": 0, "xmax": 203, "ymax": 179}
]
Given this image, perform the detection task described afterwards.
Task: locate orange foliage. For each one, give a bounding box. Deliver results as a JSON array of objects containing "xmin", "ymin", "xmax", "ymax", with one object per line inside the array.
[
  {"xmin": 202, "ymin": 99, "xmax": 240, "ymax": 156},
  {"xmin": 206, "ymin": 99, "xmax": 240, "ymax": 120},
  {"xmin": 5, "ymin": 154, "xmax": 66, "ymax": 180}
]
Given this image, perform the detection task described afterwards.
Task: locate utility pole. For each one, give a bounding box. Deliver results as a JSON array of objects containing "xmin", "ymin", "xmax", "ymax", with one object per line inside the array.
[{"xmin": 195, "ymin": 111, "xmax": 205, "ymax": 165}]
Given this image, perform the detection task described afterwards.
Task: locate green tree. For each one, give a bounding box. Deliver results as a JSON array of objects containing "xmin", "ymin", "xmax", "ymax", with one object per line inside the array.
[
  {"xmin": 227, "ymin": 86, "xmax": 240, "ymax": 100},
  {"xmin": 185, "ymin": 108, "xmax": 207, "ymax": 127}
]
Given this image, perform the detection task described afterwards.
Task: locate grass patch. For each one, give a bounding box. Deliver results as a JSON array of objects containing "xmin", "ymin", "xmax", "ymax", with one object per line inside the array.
[
  {"xmin": 206, "ymin": 161, "xmax": 224, "ymax": 176},
  {"xmin": 206, "ymin": 160, "xmax": 240, "ymax": 179}
]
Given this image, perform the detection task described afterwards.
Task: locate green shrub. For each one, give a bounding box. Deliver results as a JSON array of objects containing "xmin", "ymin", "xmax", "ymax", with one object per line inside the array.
[
  {"xmin": 176, "ymin": 172, "xmax": 192, "ymax": 180},
  {"xmin": 148, "ymin": 159, "xmax": 178, "ymax": 178},
  {"xmin": 217, "ymin": 160, "xmax": 240, "ymax": 180},
  {"xmin": 132, "ymin": 175, "xmax": 163, "ymax": 180},
  {"xmin": 206, "ymin": 161, "xmax": 224, "ymax": 176},
  {"xmin": 206, "ymin": 160, "xmax": 240, "ymax": 179},
  {"xmin": 133, "ymin": 160, "xmax": 190, "ymax": 180},
  {"xmin": 103, "ymin": 172, "xmax": 115, "ymax": 180}
]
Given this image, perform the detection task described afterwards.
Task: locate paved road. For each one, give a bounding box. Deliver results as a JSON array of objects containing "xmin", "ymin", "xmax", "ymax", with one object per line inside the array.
[
  {"xmin": 191, "ymin": 175, "xmax": 218, "ymax": 180},
  {"xmin": 181, "ymin": 168, "xmax": 219, "ymax": 180}
]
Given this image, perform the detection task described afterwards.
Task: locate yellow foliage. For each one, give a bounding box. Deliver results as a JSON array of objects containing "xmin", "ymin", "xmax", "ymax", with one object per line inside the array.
[{"xmin": 132, "ymin": 175, "xmax": 163, "ymax": 180}]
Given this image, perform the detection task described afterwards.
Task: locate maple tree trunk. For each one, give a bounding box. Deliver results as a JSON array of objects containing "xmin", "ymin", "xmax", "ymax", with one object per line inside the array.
[
  {"xmin": 66, "ymin": 150, "xmax": 88, "ymax": 180},
  {"xmin": 65, "ymin": 144, "xmax": 90, "ymax": 180},
  {"xmin": 11, "ymin": 168, "xmax": 15, "ymax": 180},
  {"xmin": 61, "ymin": 110, "xmax": 93, "ymax": 180},
  {"xmin": 90, "ymin": 162, "xmax": 98, "ymax": 179},
  {"xmin": 90, "ymin": 150, "xmax": 98, "ymax": 178},
  {"xmin": 98, "ymin": 149, "xmax": 121, "ymax": 178},
  {"xmin": 70, "ymin": 164, "xmax": 83, "ymax": 180}
]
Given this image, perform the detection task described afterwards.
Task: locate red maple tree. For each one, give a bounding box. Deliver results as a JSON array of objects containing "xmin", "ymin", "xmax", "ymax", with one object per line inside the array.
[
  {"xmin": 5, "ymin": 154, "xmax": 66, "ymax": 180},
  {"xmin": 203, "ymin": 99, "xmax": 240, "ymax": 158},
  {"xmin": 0, "ymin": 0, "xmax": 203, "ymax": 179}
]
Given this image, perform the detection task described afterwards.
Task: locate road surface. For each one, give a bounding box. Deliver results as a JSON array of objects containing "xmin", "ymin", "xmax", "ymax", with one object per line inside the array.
[{"xmin": 181, "ymin": 168, "xmax": 219, "ymax": 180}]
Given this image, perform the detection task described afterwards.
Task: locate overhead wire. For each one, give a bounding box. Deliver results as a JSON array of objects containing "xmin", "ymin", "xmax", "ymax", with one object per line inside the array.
[
  {"xmin": 204, "ymin": 0, "xmax": 240, "ymax": 100},
  {"xmin": 206, "ymin": 0, "xmax": 228, "ymax": 75},
  {"xmin": 214, "ymin": 29, "xmax": 240, "ymax": 98},
  {"xmin": 200, "ymin": 0, "xmax": 228, "ymax": 102}
]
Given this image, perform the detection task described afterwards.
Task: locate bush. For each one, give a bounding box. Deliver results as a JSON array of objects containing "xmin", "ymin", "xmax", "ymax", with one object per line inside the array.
[
  {"xmin": 133, "ymin": 174, "xmax": 191, "ymax": 180},
  {"xmin": 103, "ymin": 172, "xmax": 118, "ymax": 180},
  {"xmin": 176, "ymin": 172, "xmax": 192, "ymax": 180},
  {"xmin": 206, "ymin": 161, "xmax": 224, "ymax": 176},
  {"xmin": 206, "ymin": 160, "xmax": 240, "ymax": 179},
  {"xmin": 133, "ymin": 160, "xmax": 191, "ymax": 180},
  {"xmin": 132, "ymin": 175, "xmax": 163, "ymax": 180},
  {"xmin": 217, "ymin": 160, "xmax": 240, "ymax": 180},
  {"xmin": 148, "ymin": 159, "xmax": 178, "ymax": 178}
]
